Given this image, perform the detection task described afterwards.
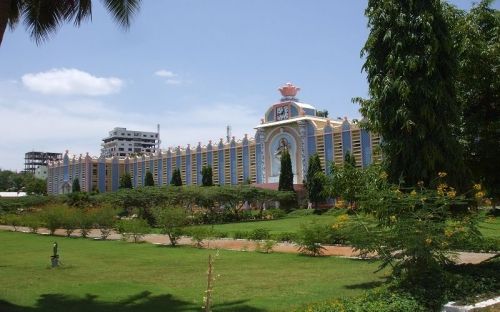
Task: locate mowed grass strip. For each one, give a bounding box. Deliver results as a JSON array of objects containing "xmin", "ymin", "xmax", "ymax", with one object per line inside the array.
[
  {"xmin": 187, "ymin": 213, "xmax": 499, "ymax": 238},
  {"xmin": 0, "ymin": 231, "xmax": 386, "ymax": 312},
  {"xmin": 189, "ymin": 214, "xmax": 339, "ymax": 235}
]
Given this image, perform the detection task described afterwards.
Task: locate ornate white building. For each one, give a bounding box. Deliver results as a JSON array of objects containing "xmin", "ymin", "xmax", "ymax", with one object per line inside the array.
[{"xmin": 48, "ymin": 83, "xmax": 380, "ymax": 194}]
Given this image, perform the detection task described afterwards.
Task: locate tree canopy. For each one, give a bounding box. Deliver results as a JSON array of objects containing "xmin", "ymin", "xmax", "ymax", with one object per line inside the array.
[
  {"xmin": 278, "ymin": 149, "xmax": 294, "ymax": 192},
  {"xmin": 355, "ymin": 0, "xmax": 465, "ymax": 188},
  {"xmin": 0, "ymin": 0, "xmax": 142, "ymax": 46}
]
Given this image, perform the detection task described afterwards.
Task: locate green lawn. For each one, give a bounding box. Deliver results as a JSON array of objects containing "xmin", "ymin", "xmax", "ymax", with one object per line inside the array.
[
  {"xmin": 186, "ymin": 212, "xmax": 499, "ymax": 239},
  {"xmin": 0, "ymin": 231, "xmax": 387, "ymax": 312},
  {"xmin": 478, "ymin": 215, "xmax": 500, "ymax": 239},
  {"xmin": 189, "ymin": 214, "xmax": 339, "ymax": 236}
]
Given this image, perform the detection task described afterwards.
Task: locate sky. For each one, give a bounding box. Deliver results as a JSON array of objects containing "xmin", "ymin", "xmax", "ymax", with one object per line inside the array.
[{"xmin": 0, "ymin": 0, "xmax": 497, "ymax": 171}]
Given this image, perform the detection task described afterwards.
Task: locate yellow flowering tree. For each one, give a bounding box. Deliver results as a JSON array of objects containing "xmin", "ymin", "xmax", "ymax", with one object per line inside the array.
[{"xmin": 343, "ymin": 172, "xmax": 485, "ymax": 308}]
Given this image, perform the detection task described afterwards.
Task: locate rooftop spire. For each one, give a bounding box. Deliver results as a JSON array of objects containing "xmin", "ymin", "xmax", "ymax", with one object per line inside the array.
[{"xmin": 278, "ymin": 82, "xmax": 300, "ymax": 102}]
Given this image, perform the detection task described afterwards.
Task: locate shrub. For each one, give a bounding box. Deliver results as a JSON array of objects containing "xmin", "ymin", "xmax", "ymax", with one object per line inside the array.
[
  {"xmin": 41, "ymin": 206, "xmax": 66, "ymax": 235},
  {"xmin": 262, "ymin": 208, "xmax": 286, "ymax": 220},
  {"xmin": 78, "ymin": 210, "xmax": 94, "ymax": 238},
  {"xmin": 249, "ymin": 228, "xmax": 270, "ymax": 240},
  {"xmin": 61, "ymin": 207, "xmax": 79, "ymax": 237},
  {"xmin": 116, "ymin": 219, "xmax": 151, "ymax": 243},
  {"xmin": 185, "ymin": 227, "xmax": 209, "ymax": 248},
  {"xmin": 298, "ymin": 222, "xmax": 331, "ymax": 256},
  {"xmin": 93, "ymin": 206, "xmax": 117, "ymax": 240},
  {"xmin": 2, "ymin": 214, "xmax": 22, "ymax": 231},
  {"xmin": 256, "ymin": 240, "xmax": 276, "ymax": 253},
  {"xmin": 301, "ymin": 288, "xmax": 426, "ymax": 312},
  {"xmin": 232, "ymin": 230, "xmax": 250, "ymax": 239},
  {"xmin": 272, "ymin": 232, "xmax": 298, "ymax": 243},
  {"xmin": 153, "ymin": 206, "xmax": 188, "ymax": 246},
  {"xmin": 287, "ymin": 209, "xmax": 315, "ymax": 217},
  {"xmin": 22, "ymin": 213, "xmax": 43, "ymax": 233}
]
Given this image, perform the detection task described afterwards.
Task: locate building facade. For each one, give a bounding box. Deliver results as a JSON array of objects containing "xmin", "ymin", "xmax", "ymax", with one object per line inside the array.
[
  {"xmin": 24, "ymin": 151, "xmax": 62, "ymax": 175},
  {"xmin": 101, "ymin": 127, "xmax": 160, "ymax": 157},
  {"xmin": 47, "ymin": 83, "xmax": 380, "ymax": 194}
]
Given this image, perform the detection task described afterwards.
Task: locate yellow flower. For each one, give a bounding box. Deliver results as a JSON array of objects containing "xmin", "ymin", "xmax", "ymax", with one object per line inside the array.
[
  {"xmin": 473, "ymin": 184, "xmax": 482, "ymax": 191},
  {"xmin": 484, "ymin": 198, "xmax": 492, "ymax": 206},
  {"xmin": 337, "ymin": 214, "xmax": 350, "ymax": 223},
  {"xmin": 475, "ymin": 191, "xmax": 485, "ymax": 200},
  {"xmin": 380, "ymin": 172, "xmax": 388, "ymax": 179},
  {"xmin": 390, "ymin": 215, "xmax": 397, "ymax": 223},
  {"xmin": 410, "ymin": 190, "xmax": 417, "ymax": 196},
  {"xmin": 438, "ymin": 172, "xmax": 447, "ymax": 178},
  {"xmin": 335, "ymin": 200, "xmax": 346, "ymax": 209},
  {"xmin": 445, "ymin": 229, "xmax": 453, "ymax": 237},
  {"xmin": 447, "ymin": 189, "xmax": 456, "ymax": 199},
  {"xmin": 425, "ymin": 238, "xmax": 433, "ymax": 245}
]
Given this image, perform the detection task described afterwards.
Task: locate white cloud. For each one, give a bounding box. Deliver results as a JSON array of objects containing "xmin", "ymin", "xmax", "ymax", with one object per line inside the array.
[
  {"xmin": 21, "ymin": 68, "xmax": 123, "ymax": 96},
  {"xmin": 154, "ymin": 69, "xmax": 177, "ymax": 78},
  {"xmin": 0, "ymin": 81, "xmax": 261, "ymax": 171},
  {"xmin": 165, "ymin": 79, "xmax": 183, "ymax": 85},
  {"xmin": 154, "ymin": 69, "xmax": 189, "ymax": 85}
]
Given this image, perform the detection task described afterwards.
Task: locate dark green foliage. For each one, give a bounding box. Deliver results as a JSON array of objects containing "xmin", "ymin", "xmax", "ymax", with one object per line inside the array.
[
  {"xmin": 66, "ymin": 191, "xmax": 93, "ymax": 208},
  {"xmin": 72, "ymin": 178, "xmax": 81, "ymax": 193},
  {"xmin": 119, "ymin": 173, "xmax": 133, "ymax": 189},
  {"xmin": 343, "ymin": 151, "xmax": 356, "ymax": 168},
  {"xmin": 0, "ymin": 0, "xmax": 141, "ymax": 46},
  {"xmin": 355, "ymin": 0, "xmax": 465, "ymax": 188},
  {"xmin": 444, "ymin": 1, "xmax": 500, "ymax": 200},
  {"xmin": 0, "ymin": 170, "xmax": 46, "ymax": 195},
  {"xmin": 0, "ymin": 195, "xmax": 59, "ymax": 214},
  {"xmin": 201, "ymin": 166, "xmax": 213, "ymax": 186},
  {"xmin": 153, "ymin": 206, "xmax": 188, "ymax": 246},
  {"xmin": 144, "ymin": 171, "xmax": 154, "ymax": 187},
  {"xmin": 249, "ymin": 228, "xmax": 270, "ymax": 240},
  {"xmin": 301, "ymin": 288, "xmax": 426, "ymax": 312},
  {"xmin": 305, "ymin": 153, "xmax": 325, "ymax": 207},
  {"xmin": 278, "ymin": 148, "xmax": 294, "ymax": 192},
  {"xmin": 170, "ymin": 168, "xmax": 182, "ymax": 186}
]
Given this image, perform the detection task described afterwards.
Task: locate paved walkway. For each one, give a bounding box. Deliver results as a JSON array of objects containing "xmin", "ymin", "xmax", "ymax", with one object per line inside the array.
[{"xmin": 1, "ymin": 225, "xmax": 496, "ymax": 264}]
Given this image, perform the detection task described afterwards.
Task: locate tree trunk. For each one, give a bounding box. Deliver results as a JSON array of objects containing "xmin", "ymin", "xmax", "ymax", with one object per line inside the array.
[{"xmin": 0, "ymin": 0, "xmax": 12, "ymax": 47}]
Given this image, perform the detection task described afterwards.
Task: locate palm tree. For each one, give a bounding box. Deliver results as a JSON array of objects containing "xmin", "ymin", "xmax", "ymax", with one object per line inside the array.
[{"xmin": 0, "ymin": 0, "xmax": 141, "ymax": 46}]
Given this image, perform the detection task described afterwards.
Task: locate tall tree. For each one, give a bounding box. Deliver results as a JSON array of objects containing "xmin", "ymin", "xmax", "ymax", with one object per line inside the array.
[
  {"xmin": 72, "ymin": 178, "xmax": 81, "ymax": 193},
  {"xmin": 201, "ymin": 166, "xmax": 213, "ymax": 187},
  {"xmin": 119, "ymin": 173, "xmax": 133, "ymax": 189},
  {"xmin": 0, "ymin": 0, "xmax": 141, "ymax": 46},
  {"xmin": 278, "ymin": 149, "xmax": 294, "ymax": 192},
  {"xmin": 144, "ymin": 171, "xmax": 154, "ymax": 187},
  {"xmin": 343, "ymin": 151, "xmax": 356, "ymax": 168},
  {"xmin": 170, "ymin": 168, "xmax": 182, "ymax": 186},
  {"xmin": 305, "ymin": 153, "xmax": 324, "ymax": 207},
  {"xmin": 444, "ymin": 0, "xmax": 499, "ymax": 201},
  {"xmin": 355, "ymin": 0, "xmax": 465, "ymax": 188}
]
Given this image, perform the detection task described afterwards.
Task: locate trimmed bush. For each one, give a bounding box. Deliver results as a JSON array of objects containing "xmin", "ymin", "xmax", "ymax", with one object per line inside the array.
[
  {"xmin": 298, "ymin": 222, "xmax": 331, "ymax": 256},
  {"xmin": 249, "ymin": 228, "xmax": 270, "ymax": 240},
  {"xmin": 116, "ymin": 219, "xmax": 151, "ymax": 243}
]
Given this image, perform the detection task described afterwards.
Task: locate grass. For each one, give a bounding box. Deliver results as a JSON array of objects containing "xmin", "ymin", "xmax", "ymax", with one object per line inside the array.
[
  {"xmin": 0, "ymin": 230, "xmax": 387, "ymax": 312},
  {"xmin": 188, "ymin": 214, "xmax": 340, "ymax": 236},
  {"xmin": 478, "ymin": 214, "xmax": 500, "ymax": 239},
  {"xmin": 185, "ymin": 211, "xmax": 499, "ymax": 239}
]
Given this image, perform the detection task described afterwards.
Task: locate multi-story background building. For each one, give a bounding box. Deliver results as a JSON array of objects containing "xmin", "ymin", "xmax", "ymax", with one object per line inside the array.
[
  {"xmin": 101, "ymin": 127, "xmax": 160, "ymax": 157},
  {"xmin": 24, "ymin": 151, "xmax": 62, "ymax": 175},
  {"xmin": 47, "ymin": 83, "xmax": 380, "ymax": 194}
]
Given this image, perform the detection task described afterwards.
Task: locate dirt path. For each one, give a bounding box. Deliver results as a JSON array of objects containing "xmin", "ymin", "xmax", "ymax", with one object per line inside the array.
[{"xmin": 1, "ymin": 225, "xmax": 496, "ymax": 264}]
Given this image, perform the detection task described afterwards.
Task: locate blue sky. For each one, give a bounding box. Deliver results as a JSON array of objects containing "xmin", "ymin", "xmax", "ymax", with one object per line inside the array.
[{"xmin": 0, "ymin": 0, "xmax": 496, "ymax": 171}]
